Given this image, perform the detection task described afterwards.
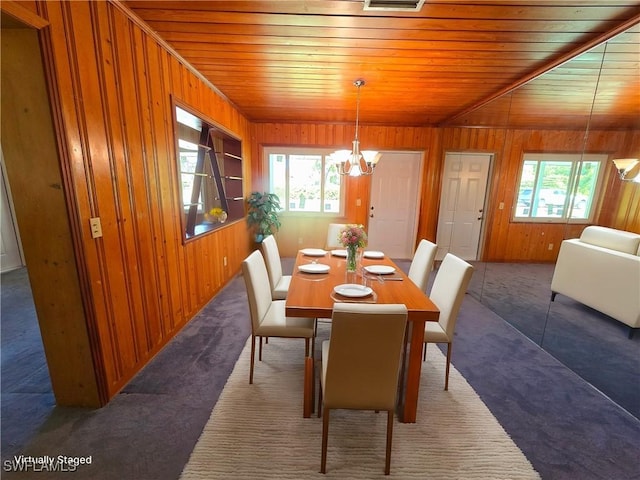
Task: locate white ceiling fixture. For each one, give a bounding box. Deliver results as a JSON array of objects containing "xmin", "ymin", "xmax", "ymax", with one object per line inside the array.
[{"xmin": 331, "ymin": 80, "xmax": 382, "ymax": 177}]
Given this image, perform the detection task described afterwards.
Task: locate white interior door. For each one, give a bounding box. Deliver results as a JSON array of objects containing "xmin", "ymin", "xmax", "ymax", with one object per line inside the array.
[
  {"xmin": 1, "ymin": 148, "xmax": 24, "ymax": 272},
  {"xmin": 436, "ymin": 152, "xmax": 491, "ymax": 261},
  {"xmin": 367, "ymin": 151, "xmax": 422, "ymax": 258}
]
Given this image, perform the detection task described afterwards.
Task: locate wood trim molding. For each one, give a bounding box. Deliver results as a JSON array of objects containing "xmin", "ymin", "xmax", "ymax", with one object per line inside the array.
[{"xmin": 1, "ymin": 1, "xmax": 49, "ymax": 29}]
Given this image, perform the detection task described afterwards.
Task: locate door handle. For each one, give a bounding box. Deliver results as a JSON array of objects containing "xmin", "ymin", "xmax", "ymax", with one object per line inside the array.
[{"xmin": 477, "ymin": 216, "xmax": 483, "ymax": 220}]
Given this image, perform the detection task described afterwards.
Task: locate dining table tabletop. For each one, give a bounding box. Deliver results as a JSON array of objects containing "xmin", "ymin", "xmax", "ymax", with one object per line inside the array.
[{"xmin": 285, "ymin": 248, "xmax": 440, "ymax": 423}]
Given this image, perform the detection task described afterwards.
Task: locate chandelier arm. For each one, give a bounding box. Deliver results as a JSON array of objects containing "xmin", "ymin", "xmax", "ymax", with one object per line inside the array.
[{"xmin": 333, "ymin": 79, "xmax": 380, "ymax": 176}]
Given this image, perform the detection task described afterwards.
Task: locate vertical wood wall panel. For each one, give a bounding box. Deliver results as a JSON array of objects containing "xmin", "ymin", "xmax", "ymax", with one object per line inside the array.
[
  {"xmin": 253, "ymin": 122, "xmax": 639, "ymax": 259},
  {"xmin": 251, "ymin": 123, "xmax": 437, "ymax": 256},
  {"xmin": 1, "ymin": 26, "xmax": 101, "ymax": 406},
  {"xmin": 25, "ymin": 0, "xmax": 252, "ymax": 404},
  {"xmin": 6, "ymin": 0, "xmax": 640, "ymax": 406}
]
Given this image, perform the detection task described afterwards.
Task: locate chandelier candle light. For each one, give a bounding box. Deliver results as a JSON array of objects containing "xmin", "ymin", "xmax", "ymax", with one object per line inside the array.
[
  {"xmin": 331, "ymin": 80, "xmax": 382, "ymax": 176},
  {"xmin": 339, "ymin": 224, "xmax": 368, "ymax": 273}
]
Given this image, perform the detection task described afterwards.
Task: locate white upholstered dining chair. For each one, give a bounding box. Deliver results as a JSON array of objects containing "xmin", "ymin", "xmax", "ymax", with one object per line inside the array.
[
  {"xmin": 407, "ymin": 239, "xmax": 438, "ymax": 293},
  {"xmin": 241, "ymin": 250, "xmax": 315, "ymax": 384},
  {"xmin": 423, "ymin": 253, "xmax": 474, "ymax": 390},
  {"xmin": 260, "ymin": 234, "xmax": 291, "ymax": 300},
  {"xmin": 325, "ymin": 223, "xmax": 347, "ymax": 250},
  {"xmin": 318, "ymin": 303, "xmax": 408, "ymax": 475}
]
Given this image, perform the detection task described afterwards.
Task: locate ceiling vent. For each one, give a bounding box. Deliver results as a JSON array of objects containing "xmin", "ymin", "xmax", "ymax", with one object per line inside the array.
[{"xmin": 363, "ymin": 0, "xmax": 425, "ymax": 11}]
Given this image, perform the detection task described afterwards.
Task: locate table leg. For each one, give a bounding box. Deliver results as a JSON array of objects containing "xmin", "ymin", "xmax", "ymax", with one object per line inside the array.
[
  {"xmin": 303, "ymin": 356, "xmax": 314, "ymax": 418},
  {"xmin": 401, "ymin": 319, "xmax": 425, "ymax": 423}
]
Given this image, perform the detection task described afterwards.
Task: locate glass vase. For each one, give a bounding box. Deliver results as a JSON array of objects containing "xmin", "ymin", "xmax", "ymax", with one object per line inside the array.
[{"xmin": 346, "ymin": 245, "xmax": 358, "ymax": 273}]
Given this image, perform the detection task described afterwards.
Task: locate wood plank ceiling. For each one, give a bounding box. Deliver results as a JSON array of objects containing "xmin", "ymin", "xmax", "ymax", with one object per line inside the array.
[{"xmin": 123, "ymin": 1, "xmax": 640, "ymax": 130}]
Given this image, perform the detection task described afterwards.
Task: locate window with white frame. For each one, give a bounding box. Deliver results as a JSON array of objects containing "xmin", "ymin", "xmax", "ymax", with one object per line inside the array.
[
  {"xmin": 266, "ymin": 148, "xmax": 344, "ymax": 215},
  {"xmin": 513, "ymin": 153, "xmax": 606, "ymax": 222}
]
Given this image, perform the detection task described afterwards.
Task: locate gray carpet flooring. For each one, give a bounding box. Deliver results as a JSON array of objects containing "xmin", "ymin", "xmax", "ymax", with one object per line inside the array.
[{"xmin": 1, "ymin": 261, "xmax": 639, "ymax": 479}]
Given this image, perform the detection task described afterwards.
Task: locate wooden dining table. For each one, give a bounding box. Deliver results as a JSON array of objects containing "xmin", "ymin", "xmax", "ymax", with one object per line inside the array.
[{"xmin": 285, "ymin": 249, "xmax": 440, "ymax": 423}]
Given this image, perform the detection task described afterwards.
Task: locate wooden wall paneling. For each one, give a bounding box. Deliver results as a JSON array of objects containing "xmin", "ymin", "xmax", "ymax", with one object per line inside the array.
[
  {"xmin": 590, "ymin": 129, "xmax": 640, "ymax": 232},
  {"xmin": 134, "ymin": 27, "xmax": 174, "ymax": 345},
  {"xmin": 70, "ymin": 2, "xmax": 144, "ymax": 394},
  {"xmin": 99, "ymin": 3, "xmax": 158, "ymax": 368},
  {"xmin": 196, "ymin": 239, "xmax": 208, "ymax": 305},
  {"xmin": 148, "ymin": 48, "xmax": 183, "ymax": 338},
  {"xmin": 183, "ymin": 241, "xmax": 198, "ymax": 316},
  {"xmin": 65, "ymin": 1, "xmax": 141, "ymax": 393},
  {"xmin": 627, "ymin": 187, "xmax": 640, "ymax": 233},
  {"xmin": 252, "ymin": 122, "xmax": 437, "ymax": 256},
  {"xmin": 0, "ymin": 26, "xmax": 101, "ymax": 406},
  {"xmin": 229, "ymin": 221, "xmax": 249, "ymax": 272},
  {"xmin": 481, "ymin": 130, "xmax": 508, "ymax": 261},
  {"xmin": 37, "ymin": 0, "xmax": 112, "ymax": 405},
  {"xmin": 27, "ymin": 0, "xmax": 254, "ymax": 405},
  {"xmin": 134, "ymin": 6, "xmax": 173, "ymax": 348},
  {"xmin": 416, "ymin": 128, "xmax": 441, "ymax": 243},
  {"xmin": 253, "ymin": 121, "xmax": 639, "ymax": 260},
  {"xmin": 166, "ymin": 58, "xmax": 192, "ymax": 329},
  {"xmin": 110, "ymin": 9, "xmax": 155, "ymax": 349},
  {"xmin": 209, "ymin": 230, "xmax": 223, "ymax": 292},
  {"xmin": 498, "ymin": 128, "xmax": 523, "ymax": 259}
]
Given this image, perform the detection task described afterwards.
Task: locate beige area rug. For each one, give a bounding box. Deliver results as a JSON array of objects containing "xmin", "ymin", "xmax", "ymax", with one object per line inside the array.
[{"xmin": 181, "ymin": 324, "xmax": 540, "ymax": 479}]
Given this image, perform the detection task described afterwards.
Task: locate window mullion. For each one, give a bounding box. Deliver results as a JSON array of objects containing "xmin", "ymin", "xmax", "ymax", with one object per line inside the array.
[{"xmin": 285, "ymin": 154, "xmax": 291, "ymax": 213}]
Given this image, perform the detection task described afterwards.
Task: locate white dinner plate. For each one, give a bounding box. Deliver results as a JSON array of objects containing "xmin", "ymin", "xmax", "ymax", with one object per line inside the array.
[
  {"xmin": 333, "ymin": 284, "xmax": 373, "ymax": 298},
  {"xmin": 364, "ymin": 265, "xmax": 395, "ymax": 275},
  {"xmin": 300, "ymin": 248, "xmax": 327, "ymax": 257},
  {"xmin": 298, "ymin": 263, "xmax": 330, "ymax": 274},
  {"xmin": 363, "ymin": 250, "xmax": 384, "ymax": 259},
  {"xmin": 331, "ymin": 249, "xmax": 348, "ymax": 257}
]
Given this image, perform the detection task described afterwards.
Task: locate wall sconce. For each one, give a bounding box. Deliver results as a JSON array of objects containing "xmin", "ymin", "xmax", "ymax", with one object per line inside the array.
[{"xmin": 612, "ymin": 158, "xmax": 640, "ymax": 183}]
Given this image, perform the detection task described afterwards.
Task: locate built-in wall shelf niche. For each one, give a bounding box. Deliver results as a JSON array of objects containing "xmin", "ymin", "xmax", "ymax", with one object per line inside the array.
[{"xmin": 173, "ymin": 101, "xmax": 245, "ymax": 240}]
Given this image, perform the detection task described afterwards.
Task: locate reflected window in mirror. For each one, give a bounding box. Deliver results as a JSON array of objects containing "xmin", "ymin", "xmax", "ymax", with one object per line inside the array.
[
  {"xmin": 513, "ymin": 153, "xmax": 607, "ymax": 223},
  {"xmin": 174, "ymin": 102, "xmax": 244, "ymax": 240}
]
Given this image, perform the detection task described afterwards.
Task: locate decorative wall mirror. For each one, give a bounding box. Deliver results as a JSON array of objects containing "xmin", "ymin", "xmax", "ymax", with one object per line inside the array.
[
  {"xmin": 448, "ymin": 25, "xmax": 639, "ymax": 418},
  {"xmin": 173, "ymin": 101, "xmax": 244, "ymax": 240}
]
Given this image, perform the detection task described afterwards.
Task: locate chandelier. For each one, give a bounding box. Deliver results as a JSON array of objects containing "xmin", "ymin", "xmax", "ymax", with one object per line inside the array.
[
  {"xmin": 331, "ymin": 80, "xmax": 382, "ymax": 176},
  {"xmin": 612, "ymin": 158, "xmax": 640, "ymax": 183}
]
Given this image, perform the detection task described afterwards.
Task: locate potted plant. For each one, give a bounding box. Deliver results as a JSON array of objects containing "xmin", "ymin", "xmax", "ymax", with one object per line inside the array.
[{"xmin": 246, "ymin": 192, "xmax": 282, "ymax": 243}]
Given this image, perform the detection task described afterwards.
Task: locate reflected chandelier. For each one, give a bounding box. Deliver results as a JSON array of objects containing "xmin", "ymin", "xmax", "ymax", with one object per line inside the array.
[
  {"xmin": 612, "ymin": 158, "xmax": 640, "ymax": 183},
  {"xmin": 331, "ymin": 80, "xmax": 381, "ymax": 176}
]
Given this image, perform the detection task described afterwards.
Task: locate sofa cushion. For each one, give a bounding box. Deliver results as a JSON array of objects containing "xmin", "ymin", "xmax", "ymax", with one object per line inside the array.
[{"xmin": 580, "ymin": 226, "xmax": 640, "ymax": 255}]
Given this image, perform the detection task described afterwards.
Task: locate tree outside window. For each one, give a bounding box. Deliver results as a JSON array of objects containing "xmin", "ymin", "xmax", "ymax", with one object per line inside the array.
[
  {"xmin": 513, "ymin": 153, "xmax": 606, "ymax": 223},
  {"xmin": 267, "ymin": 148, "xmax": 343, "ymax": 215}
]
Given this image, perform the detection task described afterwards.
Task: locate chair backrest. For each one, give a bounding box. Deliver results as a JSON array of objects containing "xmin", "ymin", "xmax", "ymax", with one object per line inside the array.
[
  {"xmin": 407, "ymin": 239, "xmax": 438, "ymax": 292},
  {"xmin": 261, "ymin": 235, "xmax": 283, "ymax": 292},
  {"xmin": 326, "ymin": 223, "xmax": 348, "ymax": 249},
  {"xmin": 241, "ymin": 250, "xmax": 273, "ymax": 333},
  {"xmin": 429, "ymin": 253, "xmax": 474, "ymax": 338},
  {"xmin": 324, "ymin": 303, "xmax": 407, "ymax": 411}
]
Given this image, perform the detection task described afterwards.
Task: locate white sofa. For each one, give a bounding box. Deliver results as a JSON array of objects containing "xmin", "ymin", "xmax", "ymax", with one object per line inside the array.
[{"xmin": 551, "ymin": 226, "xmax": 640, "ymax": 337}]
